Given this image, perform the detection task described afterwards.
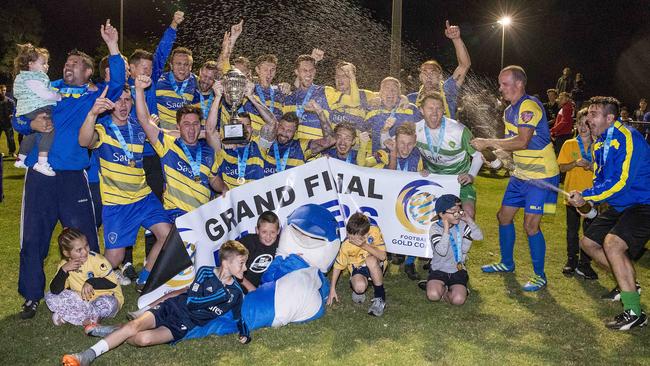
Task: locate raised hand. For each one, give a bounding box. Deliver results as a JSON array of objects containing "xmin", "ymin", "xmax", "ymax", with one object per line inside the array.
[
  {"xmin": 100, "ymin": 19, "xmax": 119, "ymax": 47},
  {"xmin": 383, "ymin": 137, "xmax": 395, "ymax": 152},
  {"xmin": 90, "ymin": 86, "xmax": 115, "ymax": 115},
  {"xmin": 382, "ymin": 117, "xmax": 396, "ymax": 132},
  {"xmin": 244, "ymin": 80, "xmax": 255, "ymax": 98},
  {"xmin": 311, "ymin": 48, "xmax": 325, "ymax": 63},
  {"xmin": 444, "ymin": 20, "xmax": 461, "ymax": 39},
  {"xmin": 230, "ymin": 20, "xmax": 244, "ymax": 47},
  {"xmin": 277, "ymin": 82, "xmax": 291, "ymax": 95},
  {"xmin": 148, "ymin": 114, "xmax": 161, "ymax": 126},
  {"xmin": 359, "ymin": 131, "xmax": 371, "ymax": 147},
  {"xmin": 171, "ymin": 11, "xmax": 185, "ymax": 29},
  {"xmin": 212, "ymin": 80, "xmax": 224, "ymax": 99},
  {"xmin": 134, "ymin": 75, "xmax": 152, "ymax": 90}
]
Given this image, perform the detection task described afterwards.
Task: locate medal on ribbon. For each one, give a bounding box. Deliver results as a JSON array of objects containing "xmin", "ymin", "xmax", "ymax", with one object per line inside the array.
[{"xmin": 178, "ymin": 139, "xmax": 202, "ymax": 183}]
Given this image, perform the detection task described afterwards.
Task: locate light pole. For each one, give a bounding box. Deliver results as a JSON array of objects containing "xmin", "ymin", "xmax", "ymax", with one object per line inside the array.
[
  {"xmin": 497, "ymin": 16, "xmax": 511, "ymax": 71},
  {"xmin": 390, "ymin": 0, "xmax": 403, "ymax": 78}
]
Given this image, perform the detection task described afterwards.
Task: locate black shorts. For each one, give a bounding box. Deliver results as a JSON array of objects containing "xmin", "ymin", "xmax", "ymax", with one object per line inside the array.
[
  {"xmin": 584, "ymin": 204, "xmax": 650, "ymax": 260},
  {"xmin": 350, "ymin": 261, "xmax": 385, "ymax": 281},
  {"xmin": 148, "ymin": 295, "xmax": 195, "ymax": 343},
  {"xmin": 427, "ymin": 269, "xmax": 469, "ymax": 288}
]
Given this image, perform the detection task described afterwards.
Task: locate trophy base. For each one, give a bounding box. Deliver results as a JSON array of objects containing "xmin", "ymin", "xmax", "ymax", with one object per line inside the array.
[{"xmin": 222, "ymin": 136, "xmax": 249, "ymax": 146}]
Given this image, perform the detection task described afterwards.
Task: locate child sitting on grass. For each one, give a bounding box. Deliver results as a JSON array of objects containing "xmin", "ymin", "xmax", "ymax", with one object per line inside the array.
[
  {"xmin": 45, "ymin": 228, "xmax": 123, "ymax": 327},
  {"xmin": 418, "ymin": 194, "xmax": 483, "ymax": 305},
  {"xmin": 62, "ymin": 240, "xmax": 251, "ymax": 366},
  {"xmin": 327, "ymin": 212, "xmax": 387, "ymax": 316}
]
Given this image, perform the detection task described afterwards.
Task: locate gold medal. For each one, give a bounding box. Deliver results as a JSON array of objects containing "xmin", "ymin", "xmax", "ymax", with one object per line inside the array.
[
  {"xmin": 129, "ymin": 159, "xmax": 135, "ymax": 167},
  {"xmin": 194, "ymin": 175, "xmax": 201, "ymax": 182},
  {"xmin": 237, "ymin": 177, "xmax": 245, "ymax": 185},
  {"xmin": 457, "ymin": 262, "xmax": 463, "ymax": 271}
]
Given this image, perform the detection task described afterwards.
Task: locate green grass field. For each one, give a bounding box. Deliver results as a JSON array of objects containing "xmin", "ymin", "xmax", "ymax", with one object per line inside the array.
[{"xmin": 0, "ymin": 137, "xmax": 648, "ymax": 365}]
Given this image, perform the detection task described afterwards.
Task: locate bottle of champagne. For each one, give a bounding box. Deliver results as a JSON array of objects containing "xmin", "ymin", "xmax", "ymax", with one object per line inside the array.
[{"xmin": 576, "ymin": 201, "xmax": 597, "ymax": 219}]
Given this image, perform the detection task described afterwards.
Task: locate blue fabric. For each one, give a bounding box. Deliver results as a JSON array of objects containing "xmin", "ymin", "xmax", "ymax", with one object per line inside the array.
[
  {"xmin": 102, "ymin": 193, "xmax": 170, "ymax": 249},
  {"xmin": 528, "ymin": 231, "xmax": 546, "ymax": 278},
  {"xmin": 18, "ymin": 170, "xmax": 98, "ymax": 301},
  {"xmin": 405, "ymin": 256, "xmax": 416, "ymax": 265},
  {"xmin": 499, "ymin": 223, "xmax": 516, "ymax": 268},
  {"xmin": 502, "ymin": 175, "xmax": 559, "ymax": 215},
  {"xmin": 21, "ymin": 55, "xmax": 126, "ymax": 170}
]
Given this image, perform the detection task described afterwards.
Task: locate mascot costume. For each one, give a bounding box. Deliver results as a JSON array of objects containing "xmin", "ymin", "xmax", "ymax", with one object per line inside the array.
[{"xmin": 183, "ymin": 203, "xmax": 341, "ymax": 339}]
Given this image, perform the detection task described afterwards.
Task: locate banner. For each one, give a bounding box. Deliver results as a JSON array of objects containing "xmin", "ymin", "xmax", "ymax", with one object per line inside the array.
[{"xmin": 139, "ymin": 157, "xmax": 459, "ymax": 308}]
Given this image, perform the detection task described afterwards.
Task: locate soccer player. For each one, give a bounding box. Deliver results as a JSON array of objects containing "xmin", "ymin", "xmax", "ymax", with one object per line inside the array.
[
  {"xmin": 407, "ymin": 20, "xmax": 471, "ymax": 119},
  {"xmin": 282, "ymin": 54, "xmax": 340, "ymax": 140},
  {"xmin": 134, "ymin": 75, "xmax": 222, "ymax": 220},
  {"xmin": 155, "ymin": 46, "xmax": 198, "ymax": 130},
  {"xmin": 194, "ymin": 60, "xmax": 220, "ymax": 120},
  {"xmin": 210, "ymin": 80, "xmax": 277, "ymax": 191},
  {"xmin": 15, "ymin": 20, "xmax": 126, "ymax": 319},
  {"xmin": 327, "ymin": 213, "xmax": 388, "ymax": 317},
  {"xmin": 471, "ymin": 65, "xmax": 560, "ymax": 292},
  {"xmin": 364, "ymin": 77, "xmax": 420, "ymax": 153},
  {"xmin": 415, "ymin": 93, "xmax": 483, "ymax": 219},
  {"xmin": 243, "ymin": 54, "xmax": 286, "ymax": 133},
  {"xmin": 568, "ymin": 96, "xmax": 650, "ymax": 330},
  {"xmin": 328, "ymin": 61, "xmax": 373, "ymax": 130},
  {"xmin": 79, "ymin": 85, "xmax": 172, "ymax": 291},
  {"xmin": 61, "ymin": 241, "xmax": 251, "ymax": 366}
]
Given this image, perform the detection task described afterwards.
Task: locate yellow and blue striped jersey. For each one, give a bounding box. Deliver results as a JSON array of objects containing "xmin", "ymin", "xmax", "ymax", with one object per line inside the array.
[
  {"xmin": 329, "ymin": 88, "xmax": 374, "ymax": 129},
  {"xmin": 216, "ymin": 136, "xmax": 267, "ymax": 189},
  {"xmin": 262, "ymin": 139, "xmax": 314, "ymax": 176},
  {"xmin": 504, "ymin": 95, "xmax": 559, "ymax": 179},
  {"xmin": 364, "ymin": 104, "xmax": 421, "ymax": 152},
  {"xmin": 93, "ymin": 117, "xmax": 151, "ymax": 206},
  {"xmin": 243, "ymin": 84, "xmax": 285, "ymax": 133},
  {"xmin": 155, "ymin": 72, "xmax": 199, "ymax": 129},
  {"xmin": 152, "ymin": 132, "xmax": 218, "ymax": 214},
  {"xmin": 282, "ymin": 84, "xmax": 340, "ymax": 140},
  {"xmin": 583, "ymin": 121, "xmax": 650, "ymax": 210}
]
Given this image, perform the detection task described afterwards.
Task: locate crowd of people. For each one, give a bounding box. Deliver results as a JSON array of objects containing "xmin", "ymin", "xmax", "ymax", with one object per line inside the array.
[{"xmin": 0, "ymin": 10, "xmax": 648, "ymax": 366}]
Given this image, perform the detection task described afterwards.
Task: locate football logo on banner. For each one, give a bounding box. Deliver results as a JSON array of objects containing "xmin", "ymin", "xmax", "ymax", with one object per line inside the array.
[{"xmin": 395, "ymin": 179, "xmax": 443, "ymax": 234}]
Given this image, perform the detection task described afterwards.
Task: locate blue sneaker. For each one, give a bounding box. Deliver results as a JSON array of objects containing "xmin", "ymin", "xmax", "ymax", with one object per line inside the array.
[
  {"xmin": 481, "ymin": 262, "xmax": 515, "ymax": 273},
  {"xmin": 522, "ymin": 275, "xmax": 547, "ymax": 291}
]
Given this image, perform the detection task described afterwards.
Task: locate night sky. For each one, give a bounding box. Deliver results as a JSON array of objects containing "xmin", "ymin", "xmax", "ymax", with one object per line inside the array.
[{"xmin": 2, "ymin": 0, "xmax": 649, "ymax": 108}]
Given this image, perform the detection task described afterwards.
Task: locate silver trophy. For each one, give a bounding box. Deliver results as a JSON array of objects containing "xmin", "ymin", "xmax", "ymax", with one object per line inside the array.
[{"xmin": 221, "ymin": 69, "xmax": 249, "ymax": 145}]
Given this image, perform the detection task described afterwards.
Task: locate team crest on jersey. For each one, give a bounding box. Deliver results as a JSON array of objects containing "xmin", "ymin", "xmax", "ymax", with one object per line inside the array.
[
  {"xmin": 138, "ymin": 132, "xmax": 146, "ymax": 143},
  {"xmin": 87, "ymin": 272, "xmax": 95, "ymax": 278},
  {"xmin": 108, "ymin": 232, "xmax": 118, "ymax": 244},
  {"xmin": 520, "ymin": 111, "xmax": 534, "ymax": 123}
]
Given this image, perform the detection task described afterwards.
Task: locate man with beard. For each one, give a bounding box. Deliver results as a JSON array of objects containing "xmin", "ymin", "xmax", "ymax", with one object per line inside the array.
[
  {"xmin": 407, "ymin": 21, "xmax": 470, "ymax": 119},
  {"xmin": 15, "ymin": 20, "xmax": 126, "ymax": 320}
]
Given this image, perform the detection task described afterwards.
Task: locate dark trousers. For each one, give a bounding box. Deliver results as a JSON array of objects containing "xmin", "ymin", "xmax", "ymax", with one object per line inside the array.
[
  {"xmin": 19, "ymin": 169, "xmax": 99, "ymax": 301},
  {"xmin": 0, "ymin": 127, "xmax": 16, "ymax": 154},
  {"xmin": 143, "ymin": 154, "xmax": 165, "ymax": 257},
  {"xmin": 566, "ymin": 205, "xmax": 593, "ymax": 266}
]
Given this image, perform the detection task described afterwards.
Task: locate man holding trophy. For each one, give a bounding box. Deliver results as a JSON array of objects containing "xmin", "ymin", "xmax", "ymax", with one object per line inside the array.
[
  {"xmin": 210, "ymin": 69, "xmax": 278, "ymax": 191},
  {"xmin": 568, "ymin": 96, "xmax": 650, "ymax": 331}
]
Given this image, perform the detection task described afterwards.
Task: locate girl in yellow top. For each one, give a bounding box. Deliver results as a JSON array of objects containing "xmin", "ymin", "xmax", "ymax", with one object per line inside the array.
[
  {"xmin": 45, "ymin": 228, "xmax": 123, "ymax": 327},
  {"xmin": 557, "ymin": 109, "xmax": 597, "ymax": 279}
]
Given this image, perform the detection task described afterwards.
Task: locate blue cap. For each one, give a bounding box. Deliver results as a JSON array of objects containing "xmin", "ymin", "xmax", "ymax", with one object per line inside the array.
[
  {"xmin": 434, "ymin": 194, "xmax": 461, "ymax": 214},
  {"xmin": 287, "ymin": 204, "xmax": 339, "ymax": 242}
]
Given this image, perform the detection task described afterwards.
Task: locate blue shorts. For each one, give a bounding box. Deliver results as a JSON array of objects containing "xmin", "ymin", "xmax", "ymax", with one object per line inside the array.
[
  {"xmin": 103, "ymin": 193, "xmax": 171, "ymax": 249},
  {"xmin": 149, "ymin": 294, "xmax": 195, "ymax": 343},
  {"xmin": 166, "ymin": 208, "xmax": 188, "ymax": 222},
  {"xmin": 502, "ymin": 175, "xmax": 559, "ymax": 215}
]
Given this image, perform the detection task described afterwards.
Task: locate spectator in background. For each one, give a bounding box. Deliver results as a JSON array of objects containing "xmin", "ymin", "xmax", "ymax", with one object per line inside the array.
[
  {"xmin": 544, "ymin": 89, "xmax": 560, "ymax": 128},
  {"xmin": 556, "ymin": 67, "xmax": 573, "ymax": 94},
  {"xmin": 0, "ymin": 85, "xmax": 17, "ymax": 158},
  {"xmin": 633, "ymin": 98, "xmax": 647, "ymax": 121},
  {"xmin": 550, "ymin": 92, "xmax": 574, "ymax": 156},
  {"xmin": 619, "ymin": 106, "xmax": 633, "ymax": 125},
  {"xmin": 571, "ymin": 72, "xmax": 585, "ymax": 109}
]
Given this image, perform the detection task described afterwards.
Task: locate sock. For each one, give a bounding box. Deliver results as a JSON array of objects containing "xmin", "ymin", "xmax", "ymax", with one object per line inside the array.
[
  {"xmin": 528, "ymin": 231, "xmax": 546, "ymax": 278},
  {"xmin": 620, "ymin": 291, "xmax": 642, "ymax": 315},
  {"xmin": 123, "ymin": 246, "xmax": 134, "ymax": 266},
  {"xmin": 373, "ymin": 284, "xmax": 385, "ymax": 301},
  {"xmin": 89, "ymin": 339, "xmax": 109, "ymax": 358},
  {"xmin": 137, "ymin": 268, "xmax": 150, "ymax": 283},
  {"xmin": 38, "ymin": 156, "xmax": 47, "ymax": 164},
  {"xmin": 405, "ymin": 256, "xmax": 415, "ymax": 265},
  {"xmin": 499, "ymin": 223, "xmax": 516, "ymax": 267}
]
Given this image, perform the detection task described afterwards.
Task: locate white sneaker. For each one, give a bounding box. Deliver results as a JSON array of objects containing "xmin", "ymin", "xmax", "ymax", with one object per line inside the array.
[
  {"xmin": 114, "ymin": 269, "xmax": 131, "ymax": 286},
  {"xmin": 14, "ymin": 159, "xmax": 27, "ymax": 169},
  {"xmin": 33, "ymin": 161, "xmax": 56, "ymax": 176}
]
